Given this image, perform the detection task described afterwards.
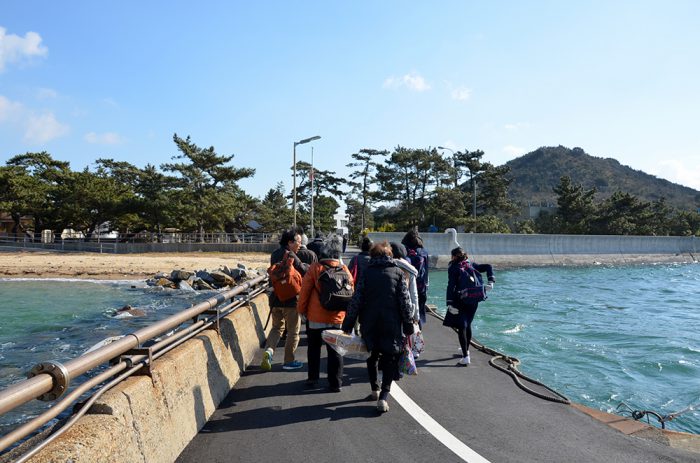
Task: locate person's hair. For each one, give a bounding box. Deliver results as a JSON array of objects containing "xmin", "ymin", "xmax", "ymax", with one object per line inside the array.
[
  {"xmin": 401, "ymin": 229, "xmax": 423, "ymax": 249},
  {"xmin": 320, "ymin": 233, "xmax": 343, "ymax": 259},
  {"xmin": 451, "ymin": 246, "xmax": 468, "ymax": 261},
  {"xmin": 360, "ymin": 236, "xmax": 373, "ymax": 252},
  {"xmin": 279, "ymin": 229, "xmax": 298, "ymax": 247},
  {"xmin": 314, "ymin": 230, "xmax": 324, "ymax": 239},
  {"xmin": 300, "ymin": 234, "xmax": 309, "ymax": 246},
  {"xmin": 370, "ymin": 241, "xmax": 393, "ymax": 258},
  {"xmin": 389, "ymin": 241, "xmax": 407, "ymax": 259}
]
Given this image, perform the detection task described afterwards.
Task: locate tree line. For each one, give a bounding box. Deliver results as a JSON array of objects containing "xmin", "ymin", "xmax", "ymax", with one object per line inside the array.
[{"xmin": 1, "ymin": 134, "xmax": 698, "ymax": 239}]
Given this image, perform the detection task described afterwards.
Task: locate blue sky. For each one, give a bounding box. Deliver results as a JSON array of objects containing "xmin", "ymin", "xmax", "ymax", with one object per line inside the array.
[{"xmin": 1, "ymin": 1, "xmax": 699, "ymax": 201}]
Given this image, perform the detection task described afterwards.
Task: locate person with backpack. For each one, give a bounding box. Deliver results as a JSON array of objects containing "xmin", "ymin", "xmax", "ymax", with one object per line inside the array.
[
  {"xmin": 261, "ymin": 229, "xmax": 310, "ymax": 371},
  {"xmin": 401, "ymin": 229, "xmax": 430, "ymax": 326},
  {"xmin": 443, "ymin": 247, "xmax": 495, "ymax": 367},
  {"xmin": 347, "ymin": 236, "xmax": 372, "ymax": 282},
  {"xmin": 342, "ymin": 241, "xmax": 414, "ymax": 413},
  {"xmin": 297, "ymin": 234, "xmax": 353, "ymax": 392}
]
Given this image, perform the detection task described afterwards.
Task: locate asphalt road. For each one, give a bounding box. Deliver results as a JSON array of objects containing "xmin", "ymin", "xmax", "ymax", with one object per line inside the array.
[{"xmin": 177, "ymin": 314, "xmax": 698, "ymax": 463}]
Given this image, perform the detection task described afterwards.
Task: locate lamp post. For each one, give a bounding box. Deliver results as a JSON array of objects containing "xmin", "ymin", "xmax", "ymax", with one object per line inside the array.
[
  {"xmin": 310, "ymin": 146, "xmax": 315, "ymax": 238},
  {"xmin": 293, "ymin": 135, "xmax": 321, "ymax": 228},
  {"xmin": 437, "ymin": 146, "xmax": 457, "ymax": 189}
]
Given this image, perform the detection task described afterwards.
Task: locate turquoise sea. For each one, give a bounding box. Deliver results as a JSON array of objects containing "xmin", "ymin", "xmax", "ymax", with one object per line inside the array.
[
  {"xmin": 1, "ymin": 262, "xmax": 699, "ymax": 435},
  {"xmin": 427, "ymin": 262, "xmax": 700, "ymax": 434}
]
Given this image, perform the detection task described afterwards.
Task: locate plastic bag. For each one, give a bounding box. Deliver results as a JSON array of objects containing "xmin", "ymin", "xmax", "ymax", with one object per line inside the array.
[
  {"xmin": 322, "ymin": 329, "xmax": 370, "ymax": 360},
  {"xmin": 399, "ymin": 337, "xmax": 418, "ymax": 375},
  {"xmin": 412, "ymin": 327, "xmax": 425, "ymax": 355}
]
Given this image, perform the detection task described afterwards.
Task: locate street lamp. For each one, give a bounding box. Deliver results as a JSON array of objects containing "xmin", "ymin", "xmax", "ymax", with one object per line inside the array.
[
  {"xmin": 437, "ymin": 146, "xmax": 458, "ymax": 189},
  {"xmin": 293, "ymin": 135, "xmax": 321, "ymax": 228}
]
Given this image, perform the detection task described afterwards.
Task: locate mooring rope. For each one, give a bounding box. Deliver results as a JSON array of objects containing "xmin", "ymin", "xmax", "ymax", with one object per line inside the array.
[{"xmin": 426, "ymin": 305, "xmax": 570, "ymax": 404}]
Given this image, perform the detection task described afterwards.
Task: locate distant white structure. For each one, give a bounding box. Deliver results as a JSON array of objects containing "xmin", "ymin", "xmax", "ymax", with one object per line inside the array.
[{"xmin": 334, "ymin": 210, "xmax": 348, "ymax": 235}]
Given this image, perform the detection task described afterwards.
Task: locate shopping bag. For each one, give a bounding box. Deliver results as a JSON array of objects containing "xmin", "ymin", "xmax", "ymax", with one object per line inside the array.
[
  {"xmin": 322, "ymin": 329, "xmax": 370, "ymax": 360},
  {"xmin": 412, "ymin": 325, "xmax": 425, "ymax": 355},
  {"xmin": 399, "ymin": 337, "xmax": 418, "ymax": 375}
]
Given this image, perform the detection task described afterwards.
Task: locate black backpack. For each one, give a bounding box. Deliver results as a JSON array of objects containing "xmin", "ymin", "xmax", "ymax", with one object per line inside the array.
[
  {"xmin": 317, "ymin": 263, "xmax": 354, "ymax": 311},
  {"xmin": 457, "ymin": 261, "xmax": 487, "ymax": 303}
]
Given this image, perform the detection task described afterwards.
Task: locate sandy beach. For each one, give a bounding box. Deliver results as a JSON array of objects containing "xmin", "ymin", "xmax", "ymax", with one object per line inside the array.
[{"xmin": 0, "ymin": 250, "xmax": 271, "ymax": 280}]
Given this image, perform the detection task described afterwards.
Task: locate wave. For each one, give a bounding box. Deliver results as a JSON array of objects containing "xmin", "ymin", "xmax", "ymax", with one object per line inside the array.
[
  {"xmin": 502, "ymin": 324, "xmax": 524, "ymax": 334},
  {"xmin": 0, "ymin": 277, "xmax": 145, "ymax": 286}
]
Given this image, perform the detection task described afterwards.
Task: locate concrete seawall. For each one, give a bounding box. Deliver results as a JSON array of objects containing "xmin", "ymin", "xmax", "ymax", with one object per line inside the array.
[
  {"xmin": 368, "ymin": 232, "xmax": 698, "ymax": 268},
  {"xmin": 11, "ymin": 292, "xmax": 271, "ymax": 463}
]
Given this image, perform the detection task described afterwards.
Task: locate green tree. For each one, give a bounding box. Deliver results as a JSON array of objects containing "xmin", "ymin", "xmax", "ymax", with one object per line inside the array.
[
  {"xmin": 162, "ymin": 134, "xmax": 255, "ymax": 238},
  {"xmin": 552, "ymin": 176, "xmax": 597, "ymax": 234},
  {"xmin": 346, "ymin": 148, "xmax": 387, "ymax": 231},
  {"xmin": 4, "ymin": 152, "xmax": 71, "ymax": 232},
  {"xmin": 345, "ymin": 197, "xmax": 374, "ymax": 242},
  {"xmin": 258, "ymin": 182, "xmax": 293, "ymax": 233}
]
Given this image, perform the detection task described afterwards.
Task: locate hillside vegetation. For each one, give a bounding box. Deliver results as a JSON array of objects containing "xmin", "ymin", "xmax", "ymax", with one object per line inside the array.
[{"xmin": 505, "ymin": 146, "xmax": 700, "ymax": 211}]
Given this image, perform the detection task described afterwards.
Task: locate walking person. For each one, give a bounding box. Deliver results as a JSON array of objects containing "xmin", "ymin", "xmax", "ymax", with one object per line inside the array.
[
  {"xmin": 297, "ymin": 234, "xmax": 351, "ymax": 392},
  {"xmin": 347, "ymin": 236, "xmax": 372, "ymax": 282},
  {"xmin": 342, "ymin": 241, "xmax": 413, "ymax": 412},
  {"xmin": 261, "ymin": 229, "xmax": 310, "ymax": 371},
  {"xmin": 297, "ymin": 231, "xmax": 318, "ymax": 265},
  {"xmin": 443, "ymin": 247, "xmax": 495, "ymax": 366},
  {"xmin": 401, "ymin": 229, "xmax": 429, "ymax": 326}
]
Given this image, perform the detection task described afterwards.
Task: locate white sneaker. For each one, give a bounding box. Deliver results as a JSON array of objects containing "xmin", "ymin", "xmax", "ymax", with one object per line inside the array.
[
  {"xmin": 457, "ymin": 353, "xmax": 471, "ymax": 366},
  {"xmin": 370, "ymin": 390, "xmax": 379, "ymax": 400},
  {"xmin": 377, "ymin": 399, "xmax": 389, "ymax": 412}
]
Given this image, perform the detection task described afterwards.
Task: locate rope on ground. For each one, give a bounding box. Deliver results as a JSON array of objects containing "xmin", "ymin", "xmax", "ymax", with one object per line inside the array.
[{"xmin": 426, "ymin": 305, "xmax": 570, "ymax": 405}]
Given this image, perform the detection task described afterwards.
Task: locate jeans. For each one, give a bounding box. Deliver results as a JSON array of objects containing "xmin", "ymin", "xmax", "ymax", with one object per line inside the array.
[{"xmin": 264, "ymin": 306, "xmax": 301, "ymax": 364}]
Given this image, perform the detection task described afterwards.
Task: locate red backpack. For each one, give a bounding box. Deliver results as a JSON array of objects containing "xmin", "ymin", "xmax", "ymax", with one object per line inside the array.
[{"xmin": 267, "ymin": 251, "xmax": 302, "ymax": 302}]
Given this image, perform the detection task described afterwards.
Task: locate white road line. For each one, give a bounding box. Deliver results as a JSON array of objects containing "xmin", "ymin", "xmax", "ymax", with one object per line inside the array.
[{"xmin": 391, "ymin": 384, "xmax": 492, "ymax": 463}]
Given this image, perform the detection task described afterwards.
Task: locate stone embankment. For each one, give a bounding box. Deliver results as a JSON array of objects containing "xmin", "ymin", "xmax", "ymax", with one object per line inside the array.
[{"xmin": 146, "ymin": 263, "xmax": 266, "ymax": 290}]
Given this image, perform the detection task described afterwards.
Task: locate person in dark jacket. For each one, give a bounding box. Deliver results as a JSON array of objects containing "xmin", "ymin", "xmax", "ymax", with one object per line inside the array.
[
  {"xmin": 402, "ymin": 229, "xmax": 429, "ymax": 326},
  {"xmin": 307, "ymin": 231, "xmax": 324, "ymax": 257},
  {"xmin": 443, "ymin": 247, "xmax": 495, "ymax": 366},
  {"xmin": 261, "ymin": 229, "xmax": 310, "ymax": 371},
  {"xmin": 347, "ymin": 236, "xmax": 372, "ymax": 282},
  {"xmin": 342, "ymin": 241, "xmax": 413, "ymax": 413},
  {"xmin": 296, "ymin": 232, "xmax": 318, "ymax": 265}
]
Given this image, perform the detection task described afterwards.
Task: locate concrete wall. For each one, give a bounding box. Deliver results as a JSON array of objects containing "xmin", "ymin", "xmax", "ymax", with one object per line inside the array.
[
  {"xmin": 368, "ymin": 232, "xmax": 698, "ymax": 268},
  {"xmin": 19, "ymin": 292, "xmax": 271, "ymax": 463}
]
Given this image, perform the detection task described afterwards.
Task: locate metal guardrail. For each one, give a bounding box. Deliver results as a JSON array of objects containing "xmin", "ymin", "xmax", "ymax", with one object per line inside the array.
[
  {"xmin": 0, "ymin": 232, "xmax": 276, "ymax": 254},
  {"xmin": 0, "ymin": 274, "xmax": 269, "ymax": 459}
]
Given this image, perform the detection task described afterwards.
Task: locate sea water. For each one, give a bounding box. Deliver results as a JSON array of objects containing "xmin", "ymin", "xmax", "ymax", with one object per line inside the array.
[
  {"xmin": 0, "ymin": 279, "xmax": 217, "ymax": 436},
  {"xmin": 427, "ymin": 262, "xmax": 700, "ymax": 434},
  {"xmin": 1, "ymin": 263, "xmax": 699, "ymax": 435}
]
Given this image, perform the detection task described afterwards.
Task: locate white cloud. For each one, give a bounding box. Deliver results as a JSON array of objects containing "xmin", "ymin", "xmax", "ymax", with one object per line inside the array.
[
  {"xmin": 24, "ymin": 112, "xmax": 69, "ymax": 143},
  {"xmin": 84, "ymin": 131, "xmax": 124, "ymax": 145},
  {"xmin": 0, "ymin": 27, "xmax": 48, "ymax": 72},
  {"xmin": 503, "ymin": 145, "xmax": 527, "ymax": 157},
  {"xmin": 0, "ymin": 94, "xmax": 23, "ymax": 122},
  {"xmin": 504, "ymin": 122, "xmax": 529, "ymax": 131},
  {"xmin": 652, "ymin": 159, "xmax": 700, "ymax": 190},
  {"xmin": 451, "ymin": 87, "xmax": 472, "ymax": 101},
  {"xmin": 1, "ymin": 94, "xmax": 69, "ymax": 144},
  {"xmin": 383, "ymin": 72, "xmax": 431, "ymax": 92}
]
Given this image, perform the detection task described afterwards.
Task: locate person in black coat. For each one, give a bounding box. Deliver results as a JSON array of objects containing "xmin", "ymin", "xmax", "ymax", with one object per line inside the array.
[
  {"xmin": 347, "ymin": 236, "xmax": 372, "ymax": 281},
  {"xmin": 342, "ymin": 241, "xmax": 413, "ymax": 413},
  {"xmin": 443, "ymin": 247, "xmax": 495, "ymax": 367}
]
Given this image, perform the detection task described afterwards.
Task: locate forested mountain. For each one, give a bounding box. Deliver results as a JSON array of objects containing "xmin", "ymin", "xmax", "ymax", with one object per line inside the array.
[{"xmin": 505, "ymin": 146, "xmax": 700, "ymax": 211}]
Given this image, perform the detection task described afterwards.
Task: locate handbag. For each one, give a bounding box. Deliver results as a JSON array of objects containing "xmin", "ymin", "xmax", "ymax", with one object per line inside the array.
[{"xmin": 399, "ymin": 336, "xmax": 418, "ymax": 375}]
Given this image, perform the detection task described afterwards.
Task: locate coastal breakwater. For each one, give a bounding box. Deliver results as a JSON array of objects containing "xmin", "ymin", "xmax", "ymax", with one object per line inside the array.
[
  {"xmin": 368, "ymin": 232, "xmax": 698, "ymax": 268},
  {"xmin": 3, "ymin": 292, "xmax": 271, "ymax": 463}
]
